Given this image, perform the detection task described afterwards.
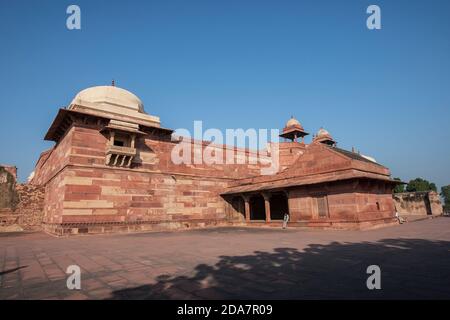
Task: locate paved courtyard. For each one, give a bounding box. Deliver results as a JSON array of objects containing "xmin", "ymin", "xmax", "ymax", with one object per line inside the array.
[{"xmin": 1, "ymin": 218, "xmax": 450, "ymax": 300}]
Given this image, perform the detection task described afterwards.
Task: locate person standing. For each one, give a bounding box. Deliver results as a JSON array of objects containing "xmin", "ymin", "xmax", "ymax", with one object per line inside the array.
[{"xmin": 282, "ymin": 212, "xmax": 290, "ymax": 229}]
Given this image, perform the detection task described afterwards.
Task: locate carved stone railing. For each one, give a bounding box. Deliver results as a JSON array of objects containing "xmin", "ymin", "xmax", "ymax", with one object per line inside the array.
[{"xmin": 106, "ymin": 145, "xmax": 137, "ymax": 167}]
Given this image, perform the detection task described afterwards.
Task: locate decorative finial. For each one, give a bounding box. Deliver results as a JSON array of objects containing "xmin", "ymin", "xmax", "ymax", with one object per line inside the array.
[{"xmin": 111, "ymin": 79, "xmax": 115, "ymax": 87}]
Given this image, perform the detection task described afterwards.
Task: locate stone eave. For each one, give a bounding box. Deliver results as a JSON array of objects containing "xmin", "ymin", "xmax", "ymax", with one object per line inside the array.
[
  {"xmin": 44, "ymin": 108, "xmax": 174, "ymax": 142},
  {"xmin": 221, "ymin": 169, "xmax": 398, "ymax": 195},
  {"xmin": 100, "ymin": 125, "xmax": 147, "ymax": 136},
  {"xmin": 279, "ymin": 126, "xmax": 309, "ymax": 139},
  {"xmin": 69, "ymin": 103, "xmax": 161, "ymax": 128}
]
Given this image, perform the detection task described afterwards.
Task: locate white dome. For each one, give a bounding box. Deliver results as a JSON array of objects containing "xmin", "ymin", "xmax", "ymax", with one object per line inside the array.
[
  {"xmin": 70, "ymin": 86, "xmax": 144, "ymax": 113},
  {"xmin": 286, "ymin": 117, "xmax": 301, "ymax": 127},
  {"xmin": 317, "ymin": 127, "xmax": 330, "ymax": 137}
]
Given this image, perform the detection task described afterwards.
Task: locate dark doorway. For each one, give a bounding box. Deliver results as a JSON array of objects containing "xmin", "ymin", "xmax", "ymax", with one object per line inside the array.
[
  {"xmin": 424, "ymin": 194, "xmax": 432, "ymax": 215},
  {"xmin": 231, "ymin": 196, "xmax": 245, "ymax": 220},
  {"xmin": 270, "ymin": 193, "xmax": 289, "ymax": 220},
  {"xmin": 250, "ymin": 195, "xmax": 265, "ymax": 220}
]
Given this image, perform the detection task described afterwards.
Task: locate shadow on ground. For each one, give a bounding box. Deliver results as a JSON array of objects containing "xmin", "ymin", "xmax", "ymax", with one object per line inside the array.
[
  {"xmin": 0, "ymin": 266, "xmax": 27, "ymax": 276},
  {"xmin": 109, "ymin": 238, "xmax": 450, "ymax": 299}
]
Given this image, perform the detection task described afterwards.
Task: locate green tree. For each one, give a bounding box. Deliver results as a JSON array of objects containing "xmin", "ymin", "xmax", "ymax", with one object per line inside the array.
[
  {"xmin": 406, "ymin": 178, "xmax": 437, "ymax": 192},
  {"xmin": 393, "ymin": 177, "xmax": 405, "ymax": 193},
  {"xmin": 441, "ymin": 185, "xmax": 450, "ymax": 213}
]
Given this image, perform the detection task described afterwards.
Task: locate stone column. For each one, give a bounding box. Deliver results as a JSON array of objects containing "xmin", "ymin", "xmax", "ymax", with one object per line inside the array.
[
  {"xmin": 263, "ymin": 192, "xmax": 271, "ymax": 223},
  {"xmin": 109, "ymin": 130, "xmax": 115, "ymax": 145},
  {"xmin": 242, "ymin": 195, "xmax": 250, "ymax": 222},
  {"xmin": 131, "ymin": 134, "xmax": 136, "ymax": 148}
]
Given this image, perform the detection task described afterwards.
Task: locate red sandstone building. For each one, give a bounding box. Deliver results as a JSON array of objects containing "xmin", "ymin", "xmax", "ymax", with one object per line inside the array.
[{"xmin": 31, "ymin": 85, "xmax": 399, "ymax": 235}]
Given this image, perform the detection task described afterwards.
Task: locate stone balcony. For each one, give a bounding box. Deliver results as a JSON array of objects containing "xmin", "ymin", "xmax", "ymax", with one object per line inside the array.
[{"xmin": 105, "ymin": 145, "xmax": 137, "ymax": 167}]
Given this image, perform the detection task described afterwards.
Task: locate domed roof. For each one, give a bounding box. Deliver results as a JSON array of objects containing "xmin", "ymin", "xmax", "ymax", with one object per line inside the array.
[
  {"xmin": 313, "ymin": 127, "xmax": 336, "ymax": 146},
  {"xmin": 317, "ymin": 127, "xmax": 331, "ymax": 137},
  {"xmin": 280, "ymin": 116, "xmax": 309, "ymax": 141},
  {"xmin": 67, "ymin": 85, "xmax": 161, "ymax": 127},
  {"xmin": 70, "ymin": 85, "xmax": 144, "ymax": 113},
  {"xmin": 286, "ymin": 116, "xmax": 301, "ymax": 128}
]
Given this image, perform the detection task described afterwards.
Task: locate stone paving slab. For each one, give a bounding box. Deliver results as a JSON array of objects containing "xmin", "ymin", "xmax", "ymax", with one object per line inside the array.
[{"xmin": 1, "ymin": 218, "xmax": 450, "ymax": 299}]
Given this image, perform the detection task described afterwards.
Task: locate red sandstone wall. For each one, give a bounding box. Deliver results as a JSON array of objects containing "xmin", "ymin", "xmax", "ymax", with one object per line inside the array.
[
  {"xmin": 287, "ymin": 179, "xmax": 396, "ymax": 229},
  {"xmin": 354, "ymin": 180, "xmax": 395, "ymax": 223},
  {"xmin": 36, "ymin": 123, "xmax": 397, "ymax": 234},
  {"xmin": 33, "ymin": 127, "xmax": 74, "ymax": 185},
  {"xmin": 288, "ymin": 181, "xmax": 358, "ymax": 224},
  {"xmin": 42, "ymin": 171, "xmax": 66, "ymax": 225},
  {"xmin": 59, "ymin": 167, "xmax": 228, "ymax": 226},
  {"xmin": 67, "ymin": 126, "xmax": 266, "ymax": 178},
  {"xmin": 38, "ymin": 125, "xmax": 270, "ymax": 234},
  {"xmin": 277, "ymin": 142, "xmax": 306, "ymax": 170}
]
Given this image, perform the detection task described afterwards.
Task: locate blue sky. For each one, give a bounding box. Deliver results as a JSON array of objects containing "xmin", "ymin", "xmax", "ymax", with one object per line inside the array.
[{"xmin": 0, "ymin": 0, "xmax": 449, "ymax": 189}]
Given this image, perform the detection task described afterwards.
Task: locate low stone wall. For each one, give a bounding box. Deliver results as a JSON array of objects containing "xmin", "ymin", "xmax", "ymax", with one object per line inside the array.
[{"xmin": 393, "ymin": 191, "xmax": 443, "ymax": 216}]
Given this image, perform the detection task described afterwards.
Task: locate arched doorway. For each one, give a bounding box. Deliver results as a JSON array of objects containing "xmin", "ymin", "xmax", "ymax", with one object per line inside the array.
[
  {"xmin": 249, "ymin": 194, "xmax": 266, "ymax": 220},
  {"xmin": 270, "ymin": 193, "xmax": 289, "ymax": 220},
  {"xmin": 231, "ymin": 196, "xmax": 245, "ymax": 220}
]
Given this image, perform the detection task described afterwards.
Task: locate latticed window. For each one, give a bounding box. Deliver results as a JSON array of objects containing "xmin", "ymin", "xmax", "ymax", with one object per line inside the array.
[{"xmin": 317, "ymin": 196, "xmax": 329, "ymax": 218}]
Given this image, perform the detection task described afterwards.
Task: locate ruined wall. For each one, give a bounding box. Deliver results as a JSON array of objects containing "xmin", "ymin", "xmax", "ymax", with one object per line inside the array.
[
  {"xmin": 14, "ymin": 184, "xmax": 45, "ymax": 229},
  {"xmin": 429, "ymin": 192, "xmax": 444, "ymax": 215},
  {"xmin": 0, "ymin": 165, "xmax": 45, "ymax": 229},
  {"xmin": 393, "ymin": 191, "xmax": 443, "ymax": 216},
  {"xmin": 0, "ymin": 165, "xmax": 19, "ymax": 210}
]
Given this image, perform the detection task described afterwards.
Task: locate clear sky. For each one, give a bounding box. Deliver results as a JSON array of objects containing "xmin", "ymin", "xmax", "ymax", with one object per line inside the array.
[{"xmin": 0, "ymin": 0, "xmax": 449, "ymax": 189}]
